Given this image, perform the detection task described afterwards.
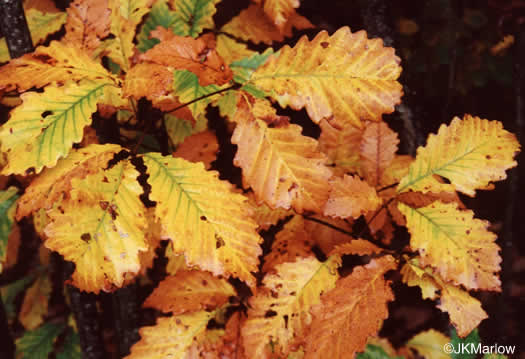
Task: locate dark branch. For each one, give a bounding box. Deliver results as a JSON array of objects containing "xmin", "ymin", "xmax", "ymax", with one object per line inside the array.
[{"xmin": 0, "ymin": 0, "xmax": 34, "ymax": 58}]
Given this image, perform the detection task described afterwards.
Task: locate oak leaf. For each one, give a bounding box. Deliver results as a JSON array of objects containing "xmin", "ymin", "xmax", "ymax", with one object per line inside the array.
[
  {"xmin": 304, "ymin": 256, "xmax": 396, "ymax": 359},
  {"xmin": 144, "ymin": 270, "xmax": 235, "ymax": 314},
  {"xmin": 262, "ymin": 216, "xmax": 314, "ymax": 272},
  {"xmin": 140, "ymin": 28, "xmax": 233, "ymax": 86},
  {"xmin": 16, "ymin": 144, "xmax": 122, "ymax": 220},
  {"xmin": 126, "ymin": 310, "xmax": 215, "ymax": 359},
  {"xmin": 252, "ymin": 27, "xmax": 403, "ymax": 128},
  {"xmin": 171, "ymin": 0, "xmax": 220, "ymax": 38},
  {"xmin": 323, "ymin": 175, "xmax": 381, "ymax": 219},
  {"xmin": 143, "ymin": 153, "xmax": 262, "ymax": 288},
  {"xmin": 398, "ymin": 201, "xmax": 501, "ymax": 291},
  {"xmin": 0, "ymin": 81, "xmax": 114, "ymax": 175},
  {"xmin": 0, "ymin": 41, "xmax": 114, "ymax": 92},
  {"xmin": 19, "ymin": 274, "xmax": 52, "ymax": 330},
  {"xmin": 241, "ymin": 256, "xmax": 339, "ymax": 358},
  {"xmin": 360, "ymin": 121, "xmax": 399, "ymax": 186},
  {"xmin": 254, "ymin": 0, "xmax": 300, "ymax": 30},
  {"xmin": 232, "ymin": 97, "xmax": 332, "ymax": 213},
  {"xmin": 401, "ymin": 261, "xmax": 488, "ymax": 337},
  {"xmin": 63, "ymin": 0, "xmax": 111, "ymax": 55},
  {"xmin": 406, "ymin": 330, "xmax": 450, "ymax": 359},
  {"xmin": 397, "ymin": 115, "xmax": 520, "ymax": 196},
  {"xmin": 318, "ymin": 119, "xmax": 363, "ymax": 176},
  {"xmin": 173, "ymin": 130, "xmax": 219, "ymax": 169},
  {"xmin": 45, "ymin": 160, "xmax": 148, "ymax": 293},
  {"xmin": 221, "ymin": 4, "xmax": 313, "ymax": 45},
  {"xmin": 0, "ymin": 187, "xmax": 19, "ymax": 273}
]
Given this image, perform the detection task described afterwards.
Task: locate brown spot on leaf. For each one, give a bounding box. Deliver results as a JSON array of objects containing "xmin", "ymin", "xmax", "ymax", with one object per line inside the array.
[
  {"xmin": 81, "ymin": 233, "xmax": 91, "ymax": 242},
  {"xmin": 320, "ymin": 41, "xmax": 329, "ymax": 48}
]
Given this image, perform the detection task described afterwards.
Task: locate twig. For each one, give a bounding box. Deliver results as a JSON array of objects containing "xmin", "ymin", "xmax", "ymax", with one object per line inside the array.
[
  {"xmin": 303, "ymin": 216, "xmax": 354, "ymax": 237},
  {"xmin": 0, "ymin": 0, "xmax": 33, "ymax": 58},
  {"xmin": 112, "ymin": 283, "xmax": 140, "ymax": 357}
]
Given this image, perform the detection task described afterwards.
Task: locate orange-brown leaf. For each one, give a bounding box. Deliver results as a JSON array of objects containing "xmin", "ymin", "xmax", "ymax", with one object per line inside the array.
[
  {"xmin": 221, "ymin": 4, "xmax": 313, "ymax": 45},
  {"xmin": 303, "ymin": 215, "xmax": 353, "ymax": 255},
  {"xmin": 173, "ymin": 130, "xmax": 218, "ymax": 169},
  {"xmin": 360, "ymin": 121, "xmax": 399, "ymax": 186},
  {"xmin": 232, "ymin": 97, "xmax": 332, "ymax": 213},
  {"xmin": 262, "ymin": 216, "xmax": 314, "ymax": 272},
  {"xmin": 144, "ymin": 270, "xmax": 235, "ymax": 314},
  {"xmin": 140, "ymin": 28, "xmax": 233, "ymax": 86},
  {"xmin": 122, "ymin": 63, "xmax": 174, "ymax": 101},
  {"xmin": 304, "ymin": 256, "xmax": 396, "ymax": 359},
  {"xmin": 318, "ymin": 118, "xmax": 363, "ymax": 176},
  {"xmin": 329, "ymin": 239, "xmax": 382, "ymax": 257},
  {"xmin": 63, "ymin": 0, "xmax": 111, "ymax": 55},
  {"xmin": 323, "ymin": 175, "xmax": 381, "ymax": 219}
]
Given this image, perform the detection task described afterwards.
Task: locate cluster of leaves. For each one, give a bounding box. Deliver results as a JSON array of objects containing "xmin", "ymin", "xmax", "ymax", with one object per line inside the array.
[{"xmin": 0, "ymin": 0, "xmax": 521, "ymax": 358}]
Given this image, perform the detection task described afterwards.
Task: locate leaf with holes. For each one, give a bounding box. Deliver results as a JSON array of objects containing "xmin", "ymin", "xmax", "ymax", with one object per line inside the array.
[
  {"xmin": 44, "ymin": 160, "xmax": 147, "ymax": 293},
  {"xmin": 0, "ymin": 81, "xmax": 113, "ymax": 175},
  {"xmin": 143, "ymin": 153, "xmax": 262, "ymax": 288}
]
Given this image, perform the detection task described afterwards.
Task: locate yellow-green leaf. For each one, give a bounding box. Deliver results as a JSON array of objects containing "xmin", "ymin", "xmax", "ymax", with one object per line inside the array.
[
  {"xmin": 143, "ymin": 153, "xmax": 262, "ymax": 288},
  {"xmin": 0, "ymin": 187, "xmax": 18, "ymax": 273},
  {"xmin": 164, "ymin": 113, "xmax": 207, "ymax": 146},
  {"xmin": 398, "ymin": 201, "xmax": 501, "ymax": 291},
  {"xmin": 0, "ymin": 81, "xmax": 112, "ymax": 175},
  {"xmin": 397, "ymin": 115, "xmax": 520, "ymax": 196},
  {"xmin": 251, "ymin": 27, "xmax": 402, "ymax": 128},
  {"xmin": 26, "ymin": 7, "xmax": 67, "ymax": 45},
  {"xmin": 171, "ymin": 0, "xmax": 221, "ymax": 37},
  {"xmin": 406, "ymin": 330, "xmax": 450, "ymax": 359},
  {"xmin": 45, "ymin": 160, "xmax": 148, "ymax": 293}
]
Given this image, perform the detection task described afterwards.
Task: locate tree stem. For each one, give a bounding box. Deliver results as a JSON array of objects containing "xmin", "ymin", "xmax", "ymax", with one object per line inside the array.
[{"xmin": 0, "ymin": 0, "xmax": 33, "ymax": 59}]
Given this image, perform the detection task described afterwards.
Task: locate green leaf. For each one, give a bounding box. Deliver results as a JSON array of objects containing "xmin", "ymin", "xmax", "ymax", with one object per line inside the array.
[
  {"xmin": 0, "ymin": 187, "xmax": 18, "ymax": 273},
  {"xmin": 451, "ymin": 328, "xmax": 480, "ymax": 359},
  {"xmin": 230, "ymin": 49, "xmax": 275, "ymax": 84},
  {"xmin": 56, "ymin": 330, "xmax": 82, "ymax": 359},
  {"xmin": 16, "ymin": 322, "xmax": 65, "ymax": 359},
  {"xmin": 0, "ymin": 80, "xmax": 111, "ymax": 175},
  {"xmin": 0, "ymin": 275, "xmax": 33, "ymax": 321},
  {"xmin": 171, "ymin": 0, "xmax": 221, "ymax": 37},
  {"xmin": 173, "ymin": 70, "xmax": 222, "ymax": 118},
  {"xmin": 356, "ymin": 345, "xmax": 403, "ymax": 359},
  {"xmin": 137, "ymin": 0, "xmax": 178, "ymax": 52},
  {"xmin": 164, "ymin": 113, "xmax": 207, "ymax": 147}
]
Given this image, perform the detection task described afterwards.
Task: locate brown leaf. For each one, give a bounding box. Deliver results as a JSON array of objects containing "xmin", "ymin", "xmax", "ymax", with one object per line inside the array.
[{"xmin": 173, "ymin": 131, "xmax": 219, "ymax": 170}]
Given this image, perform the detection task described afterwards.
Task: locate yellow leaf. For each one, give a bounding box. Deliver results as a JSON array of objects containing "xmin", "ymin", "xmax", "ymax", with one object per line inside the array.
[
  {"xmin": 323, "ymin": 175, "xmax": 381, "ymax": 219},
  {"xmin": 0, "ymin": 41, "xmax": 114, "ymax": 92},
  {"xmin": 304, "ymin": 256, "xmax": 396, "ymax": 359},
  {"xmin": 247, "ymin": 191, "xmax": 293, "ymax": 231},
  {"xmin": 19, "ymin": 274, "xmax": 52, "ymax": 330},
  {"xmin": 397, "ymin": 115, "xmax": 520, "ymax": 196},
  {"xmin": 360, "ymin": 121, "xmax": 399, "ymax": 186},
  {"xmin": 401, "ymin": 261, "xmax": 488, "ymax": 337},
  {"xmin": 406, "ymin": 330, "xmax": 450, "ymax": 359},
  {"xmin": 221, "ymin": 4, "xmax": 313, "ymax": 45},
  {"xmin": 0, "ymin": 80, "xmax": 113, "ymax": 175},
  {"xmin": 144, "ymin": 270, "xmax": 235, "ymax": 314},
  {"xmin": 262, "ymin": 216, "xmax": 314, "ymax": 272},
  {"xmin": 126, "ymin": 310, "xmax": 215, "ymax": 359},
  {"xmin": 63, "ymin": 0, "xmax": 111, "ymax": 55},
  {"xmin": 318, "ymin": 118, "xmax": 363, "ymax": 176},
  {"xmin": 0, "ymin": 40, "xmax": 9, "ymax": 63},
  {"xmin": 252, "ymin": 27, "xmax": 403, "ymax": 128},
  {"xmin": 25, "ymin": 8, "xmax": 67, "ymax": 46},
  {"xmin": 242, "ymin": 256, "xmax": 339, "ymax": 358},
  {"xmin": 16, "ymin": 144, "xmax": 122, "ymax": 220},
  {"xmin": 216, "ymin": 34, "xmax": 256, "ymax": 65},
  {"xmin": 45, "ymin": 160, "xmax": 148, "ymax": 293},
  {"xmin": 232, "ymin": 96, "xmax": 332, "ymax": 213},
  {"xmin": 398, "ymin": 201, "xmax": 501, "ymax": 291},
  {"xmin": 143, "ymin": 153, "xmax": 262, "ymax": 288},
  {"xmin": 166, "ymin": 245, "xmax": 190, "ymax": 275}
]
